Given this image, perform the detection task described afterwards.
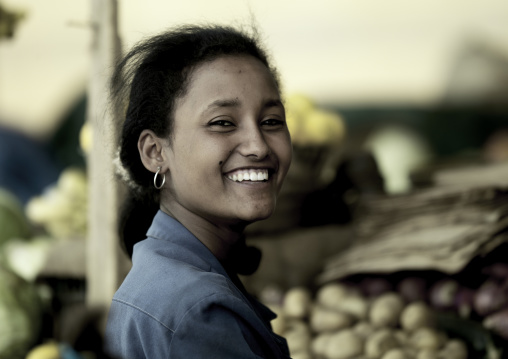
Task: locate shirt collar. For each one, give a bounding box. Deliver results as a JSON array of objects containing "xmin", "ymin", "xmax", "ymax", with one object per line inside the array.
[
  {"xmin": 145, "ymin": 210, "xmax": 230, "ymax": 278},
  {"xmin": 144, "ymin": 210, "xmax": 277, "ymax": 322}
]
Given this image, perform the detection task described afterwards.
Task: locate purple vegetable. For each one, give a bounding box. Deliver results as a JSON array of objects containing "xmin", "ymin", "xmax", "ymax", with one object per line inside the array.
[
  {"xmin": 483, "ymin": 308, "xmax": 508, "ymax": 340},
  {"xmin": 429, "ymin": 279, "xmax": 459, "ymax": 310},
  {"xmin": 359, "ymin": 277, "xmax": 392, "ymax": 297},
  {"xmin": 397, "ymin": 277, "xmax": 427, "ymax": 303},
  {"xmin": 455, "ymin": 286, "xmax": 475, "ymax": 318},
  {"xmin": 259, "ymin": 285, "xmax": 285, "ymax": 306},
  {"xmin": 473, "ymin": 280, "xmax": 508, "ymax": 316},
  {"xmin": 482, "ymin": 263, "xmax": 508, "ymax": 281}
]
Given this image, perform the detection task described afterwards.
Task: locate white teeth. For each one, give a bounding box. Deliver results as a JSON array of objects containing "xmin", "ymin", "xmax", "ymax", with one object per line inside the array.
[{"xmin": 227, "ymin": 169, "xmax": 270, "ymax": 182}]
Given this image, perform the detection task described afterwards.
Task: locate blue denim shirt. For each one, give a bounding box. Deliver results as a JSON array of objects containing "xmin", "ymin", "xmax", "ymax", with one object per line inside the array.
[{"xmin": 104, "ymin": 210, "xmax": 290, "ymax": 359}]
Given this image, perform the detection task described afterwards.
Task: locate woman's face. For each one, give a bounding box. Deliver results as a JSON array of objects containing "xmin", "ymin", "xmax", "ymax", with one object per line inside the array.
[{"xmin": 161, "ymin": 55, "xmax": 292, "ymax": 227}]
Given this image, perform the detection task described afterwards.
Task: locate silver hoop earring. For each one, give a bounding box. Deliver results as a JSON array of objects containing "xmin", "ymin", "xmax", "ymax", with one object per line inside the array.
[{"xmin": 154, "ymin": 166, "xmax": 166, "ymax": 190}]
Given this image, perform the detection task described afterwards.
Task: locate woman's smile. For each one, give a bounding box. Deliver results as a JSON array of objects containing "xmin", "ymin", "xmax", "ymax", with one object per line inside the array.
[{"xmin": 225, "ymin": 168, "xmax": 269, "ymax": 182}]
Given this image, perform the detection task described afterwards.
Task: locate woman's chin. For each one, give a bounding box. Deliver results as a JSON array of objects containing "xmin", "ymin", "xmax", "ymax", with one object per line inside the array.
[{"xmin": 237, "ymin": 207, "xmax": 274, "ymax": 225}]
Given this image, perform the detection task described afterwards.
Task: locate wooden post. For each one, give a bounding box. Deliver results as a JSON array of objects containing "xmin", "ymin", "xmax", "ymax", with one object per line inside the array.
[{"xmin": 86, "ymin": 0, "xmax": 125, "ymax": 309}]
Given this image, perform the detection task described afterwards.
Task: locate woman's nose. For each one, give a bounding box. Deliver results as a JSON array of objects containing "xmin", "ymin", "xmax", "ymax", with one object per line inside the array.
[{"xmin": 237, "ymin": 127, "xmax": 271, "ymax": 160}]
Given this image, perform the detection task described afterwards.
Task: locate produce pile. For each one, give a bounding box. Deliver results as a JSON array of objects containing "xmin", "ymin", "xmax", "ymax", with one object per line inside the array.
[
  {"xmin": 0, "ymin": 265, "xmax": 42, "ymax": 359},
  {"xmin": 0, "ymin": 168, "xmax": 89, "ymax": 359},
  {"xmin": 0, "ymin": 167, "xmax": 88, "ymax": 283},
  {"xmin": 434, "ymin": 269, "xmax": 508, "ymax": 341},
  {"xmin": 284, "ymin": 93, "xmax": 345, "ymax": 147},
  {"xmin": 0, "ymin": 188, "xmax": 32, "ymax": 246},
  {"xmin": 283, "ymin": 93, "xmax": 346, "ymax": 190},
  {"xmin": 264, "ymin": 283, "xmax": 472, "ymax": 359},
  {"xmin": 345, "ymin": 262, "xmax": 508, "ymax": 346},
  {"xmin": 25, "ymin": 168, "xmax": 88, "ymax": 240},
  {"xmin": 304, "ymin": 164, "xmax": 508, "ymax": 358}
]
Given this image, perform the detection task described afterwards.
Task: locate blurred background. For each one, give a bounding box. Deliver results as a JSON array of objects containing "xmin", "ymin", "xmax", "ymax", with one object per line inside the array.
[{"xmin": 1, "ymin": 1, "xmax": 508, "ymax": 358}]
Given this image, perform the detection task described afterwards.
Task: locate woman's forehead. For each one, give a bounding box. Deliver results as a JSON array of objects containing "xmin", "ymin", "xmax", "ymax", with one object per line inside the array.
[
  {"xmin": 177, "ymin": 55, "xmax": 280, "ymax": 110},
  {"xmin": 190, "ymin": 54, "xmax": 271, "ymax": 80}
]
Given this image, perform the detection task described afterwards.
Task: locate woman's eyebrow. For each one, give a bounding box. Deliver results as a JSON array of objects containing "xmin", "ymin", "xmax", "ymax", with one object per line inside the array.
[
  {"xmin": 202, "ymin": 98, "xmax": 283, "ymax": 115},
  {"xmin": 205, "ymin": 98, "xmax": 241, "ymax": 111},
  {"xmin": 264, "ymin": 99, "xmax": 284, "ymax": 109},
  {"xmin": 200, "ymin": 98, "xmax": 241, "ymax": 118}
]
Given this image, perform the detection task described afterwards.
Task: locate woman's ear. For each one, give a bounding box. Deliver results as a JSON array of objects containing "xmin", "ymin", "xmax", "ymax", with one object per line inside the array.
[{"xmin": 138, "ymin": 129, "xmax": 167, "ymax": 173}]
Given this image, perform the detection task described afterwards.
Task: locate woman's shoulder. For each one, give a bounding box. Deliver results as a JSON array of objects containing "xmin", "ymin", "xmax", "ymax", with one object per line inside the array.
[{"xmin": 111, "ymin": 244, "xmax": 241, "ymax": 329}]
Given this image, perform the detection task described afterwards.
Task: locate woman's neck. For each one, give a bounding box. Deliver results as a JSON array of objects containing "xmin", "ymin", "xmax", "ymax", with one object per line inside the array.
[{"xmin": 160, "ymin": 203, "xmax": 247, "ymax": 261}]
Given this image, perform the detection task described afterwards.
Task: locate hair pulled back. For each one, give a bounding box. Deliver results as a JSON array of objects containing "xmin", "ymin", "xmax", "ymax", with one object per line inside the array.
[{"xmin": 112, "ymin": 24, "xmax": 279, "ymax": 257}]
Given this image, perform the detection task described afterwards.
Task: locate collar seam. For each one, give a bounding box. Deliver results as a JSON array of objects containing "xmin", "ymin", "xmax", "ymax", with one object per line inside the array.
[{"xmin": 112, "ymin": 298, "xmax": 175, "ymax": 333}]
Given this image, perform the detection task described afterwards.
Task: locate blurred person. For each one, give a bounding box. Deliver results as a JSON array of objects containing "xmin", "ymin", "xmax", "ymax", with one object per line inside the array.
[
  {"xmin": 483, "ymin": 128, "xmax": 508, "ymax": 163},
  {"xmin": 0, "ymin": 125, "xmax": 60, "ymax": 204},
  {"xmin": 104, "ymin": 24, "xmax": 292, "ymax": 358}
]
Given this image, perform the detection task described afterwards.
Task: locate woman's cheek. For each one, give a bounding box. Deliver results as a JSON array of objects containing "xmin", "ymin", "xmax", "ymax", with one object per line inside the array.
[{"xmin": 281, "ymin": 135, "xmax": 293, "ymax": 171}]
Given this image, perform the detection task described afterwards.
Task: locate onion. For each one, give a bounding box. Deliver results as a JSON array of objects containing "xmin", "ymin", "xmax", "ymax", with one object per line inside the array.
[
  {"xmin": 397, "ymin": 277, "xmax": 427, "ymax": 303},
  {"xmin": 360, "ymin": 277, "xmax": 393, "ymax": 297},
  {"xmin": 454, "ymin": 286, "xmax": 475, "ymax": 318},
  {"xmin": 483, "ymin": 308, "xmax": 508, "ymax": 340},
  {"xmin": 482, "ymin": 263, "xmax": 508, "ymax": 281},
  {"xmin": 473, "ymin": 281, "xmax": 508, "ymax": 316},
  {"xmin": 429, "ymin": 279, "xmax": 459, "ymax": 310}
]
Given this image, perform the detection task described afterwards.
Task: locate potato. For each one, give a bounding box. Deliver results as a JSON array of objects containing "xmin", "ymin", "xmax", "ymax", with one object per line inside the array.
[
  {"xmin": 284, "ymin": 320, "xmax": 311, "ymax": 354},
  {"xmin": 311, "ymin": 332, "xmax": 333, "ymax": 357},
  {"xmin": 267, "ymin": 304, "xmax": 286, "ymax": 335},
  {"xmin": 310, "ymin": 305, "xmax": 353, "ymax": 332},
  {"xmin": 365, "ymin": 329, "xmax": 399, "ymax": 358},
  {"xmin": 335, "ymin": 294, "xmax": 369, "ymax": 320},
  {"xmin": 393, "ymin": 330, "xmax": 410, "ymax": 347},
  {"xmin": 286, "ymin": 319, "xmax": 310, "ymax": 333},
  {"xmin": 291, "ymin": 350, "xmax": 313, "ymax": 359},
  {"xmin": 26, "ymin": 342, "xmax": 60, "ymax": 359},
  {"xmin": 400, "ymin": 302, "xmax": 434, "ymax": 332},
  {"xmin": 410, "ymin": 328, "xmax": 445, "ymax": 351},
  {"xmin": 416, "ymin": 348, "xmax": 438, "ymax": 359},
  {"xmin": 325, "ymin": 329, "xmax": 364, "ymax": 359},
  {"xmin": 369, "ymin": 293, "xmax": 405, "ymax": 328},
  {"xmin": 283, "ymin": 287, "xmax": 313, "ymax": 319},
  {"xmin": 381, "ymin": 348, "xmax": 412, "ymax": 359},
  {"xmin": 316, "ymin": 283, "xmax": 351, "ymax": 310},
  {"xmin": 353, "ymin": 321, "xmax": 375, "ymax": 339},
  {"xmin": 438, "ymin": 339, "xmax": 468, "ymax": 359}
]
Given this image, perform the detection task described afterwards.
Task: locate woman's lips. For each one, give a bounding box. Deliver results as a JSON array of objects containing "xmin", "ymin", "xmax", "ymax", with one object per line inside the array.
[{"xmin": 225, "ymin": 168, "xmax": 269, "ymax": 182}]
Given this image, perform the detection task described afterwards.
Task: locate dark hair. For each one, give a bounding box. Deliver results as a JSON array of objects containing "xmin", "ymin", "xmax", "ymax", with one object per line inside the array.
[{"xmin": 112, "ymin": 24, "xmax": 280, "ymax": 258}]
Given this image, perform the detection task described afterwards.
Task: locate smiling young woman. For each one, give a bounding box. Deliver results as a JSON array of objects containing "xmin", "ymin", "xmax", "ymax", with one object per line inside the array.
[{"xmin": 104, "ymin": 25, "xmax": 292, "ymax": 358}]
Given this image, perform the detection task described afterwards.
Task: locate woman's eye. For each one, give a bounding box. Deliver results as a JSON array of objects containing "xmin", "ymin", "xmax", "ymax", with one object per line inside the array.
[
  {"xmin": 209, "ymin": 120, "xmax": 234, "ymax": 127},
  {"xmin": 261, "ymin": 118, "xmax": 284, "ymax": 127}
]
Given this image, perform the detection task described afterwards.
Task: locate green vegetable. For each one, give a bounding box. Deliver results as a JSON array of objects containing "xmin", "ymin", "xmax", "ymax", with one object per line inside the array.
[
  {"xmin": 0, "ymin": 188, "xmax": 32, "ymax": 246},
  {"xmin": 0, "ymin": 264, "xmax": 42, "ymax": 359}
]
